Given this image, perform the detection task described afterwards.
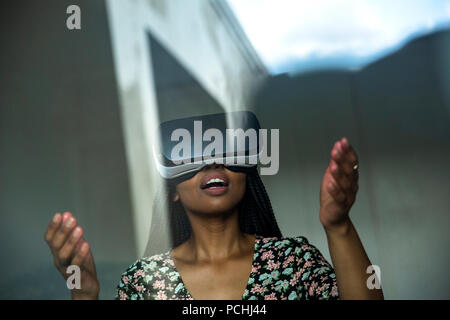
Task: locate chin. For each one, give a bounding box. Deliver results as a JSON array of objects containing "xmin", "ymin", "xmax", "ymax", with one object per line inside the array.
[{"xmin": 196, "ymin": 198, "xmax": 240, "ymax": 216}]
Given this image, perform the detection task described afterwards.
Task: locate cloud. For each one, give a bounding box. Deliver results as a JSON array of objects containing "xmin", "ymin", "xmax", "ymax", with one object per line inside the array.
[
  {"xmin": 228, "ymin": 0, "xmax": 450, "ymax": 73},
  {"xmin": 446, "ymin": 1, "xmax": 450, "ymax": 17}
]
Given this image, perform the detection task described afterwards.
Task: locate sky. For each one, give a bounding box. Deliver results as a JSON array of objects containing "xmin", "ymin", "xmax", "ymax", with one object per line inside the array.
[{"xmin": 228, "ymin": 0, "xmax": 450, "ymax": 75}]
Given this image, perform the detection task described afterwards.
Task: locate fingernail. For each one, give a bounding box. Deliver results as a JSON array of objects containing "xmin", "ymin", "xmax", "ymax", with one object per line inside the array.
[
  {"xmin": 72, "ymin": 227, "xmax": 81, "ymax": 238},
  {"xmin": 65, "ymin": 217, "xmax": 74, "ymax": 228},
  {"xmin": 342, "ymin": 137, "xmax": 348, "ymax": 146},
  {"xmin": 334, "ymin": 149, "xmax": 340, "ymax": 158},
  {"xmin": 81, "ymin": 242, "xmax": 89, "ymax": 253},
  {"xmin": 62, "ymin": 212, "xmax": 70, "ymax": 222},
  {"xmin": 53, "ymin": 213, "xmax": 60, "ymax": 223}
]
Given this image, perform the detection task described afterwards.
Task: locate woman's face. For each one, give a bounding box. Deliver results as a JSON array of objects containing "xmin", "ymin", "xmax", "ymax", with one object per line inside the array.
[{"xmin": 173, "ymin": 164, "xmax": 246, "ymax": 216}]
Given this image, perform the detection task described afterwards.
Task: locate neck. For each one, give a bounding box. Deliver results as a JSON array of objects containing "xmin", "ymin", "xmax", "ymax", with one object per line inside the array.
[{"xmin": 184, "ymin": 207, "xmax": 251, "ymax": 262}]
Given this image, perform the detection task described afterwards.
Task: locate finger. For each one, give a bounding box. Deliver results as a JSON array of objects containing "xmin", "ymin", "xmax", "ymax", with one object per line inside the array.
[
  {"xmin": 326, "ymin": 178, "xmax": 347, "ymax": 203},
  {"xmin": 341, "ymin": 137, "xmax": 358, "ymax": 160},
  {"xmin": 58, "ymin": 226, "xmax": 83, "ymax": 266},
  {"xmin": 71, "ymin": 241, "xmax": 90, "ymax": 268},
  {"xmin": 348, "ymin": 183, "xmax": 358, "ymax": 205},
  {"xmin": 340, "ymin": 137, "xmax": 359, "ymax": 173},
  {"xmin": 330, "ymin": 158, "xmax": 359, "ymax": 206},
  {"xmin": 351, "ymin": 175, "xmax": 359, "ymax": 193},
  {"xmin": 331, "ymin": 140, "xmax": 357, "ymax": 177},
  {"xmin": 51, "ymin": 213, "xmax": 77, "ymax": 251},
  {"xmin": 330, "ymin": 159, "xmax": 352, "ymax": 190},
  {"xmin": 342, "ymin": 171, "xmax": 359, "ymax": 206},
  {"xmin": 62, "ymin": 211, "xmax": 72, "ymax": 224},
  {"xmin": 44, "ymin": 213, "xmax": 62, "ymax": 244},
  {"xmin": 331, "ymin": 139, "xmax": 357, "ymax": 176}
]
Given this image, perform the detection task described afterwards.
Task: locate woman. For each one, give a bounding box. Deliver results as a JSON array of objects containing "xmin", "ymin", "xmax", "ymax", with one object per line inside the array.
[{"xmin": 44, "ymin": 137, "xmax": 384, "ymax": 300}]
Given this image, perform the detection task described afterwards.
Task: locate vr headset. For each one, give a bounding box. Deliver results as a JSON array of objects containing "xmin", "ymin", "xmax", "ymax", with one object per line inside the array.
[{"xmin": 153, "ymin": 111, "xmax": 263, "ymax": 184}]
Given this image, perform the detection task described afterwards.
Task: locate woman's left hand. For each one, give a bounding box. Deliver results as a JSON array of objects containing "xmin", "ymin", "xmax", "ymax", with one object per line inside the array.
[{"xmin": 319, "ymin": 137, "xmax": 359, "ymax": 231}]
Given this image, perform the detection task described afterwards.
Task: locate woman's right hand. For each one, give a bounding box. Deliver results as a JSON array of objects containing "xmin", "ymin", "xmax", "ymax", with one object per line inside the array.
[{"xmin": 44, "ymin": 211, "xmax": 100, "ymax": 299}]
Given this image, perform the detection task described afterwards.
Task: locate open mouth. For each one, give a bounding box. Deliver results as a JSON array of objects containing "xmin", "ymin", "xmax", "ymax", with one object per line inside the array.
[
  {"xmin": 200, "ymin": 177, "xmax": 229, "ymax": 189},
  {"xmin": 199, "ymin": 171, "xmax": 230, "ymax": 195}
]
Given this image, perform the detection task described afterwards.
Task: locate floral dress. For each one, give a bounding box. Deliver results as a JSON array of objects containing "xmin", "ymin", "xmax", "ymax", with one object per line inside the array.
[{"xmin": 116, "ymin": 235, "xmax": 339, "ymax": 300}]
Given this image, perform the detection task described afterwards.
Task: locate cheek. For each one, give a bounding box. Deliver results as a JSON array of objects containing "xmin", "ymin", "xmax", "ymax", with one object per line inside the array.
[
  {"xmin": 176, "ymin": 181, "xmax": 198, "ymax": 206},
  {"xmin": 232, "ymin": 174, "xmax": 247, "ymax": 200}
]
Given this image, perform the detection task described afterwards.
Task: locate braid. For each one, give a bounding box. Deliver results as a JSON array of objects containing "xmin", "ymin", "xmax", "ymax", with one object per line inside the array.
[
  {"xmin": 243, "ymin": 169, "xmax": 282, "ymax": 238},
  {"xmin": 169, "ymin": 187, "xmax": 191, "ymax": 247}
]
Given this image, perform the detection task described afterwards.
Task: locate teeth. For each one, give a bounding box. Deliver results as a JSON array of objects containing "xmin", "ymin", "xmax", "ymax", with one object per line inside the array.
[{"xmin": 206, "ymin": 178, "xmax": 225, "ymax": 185}]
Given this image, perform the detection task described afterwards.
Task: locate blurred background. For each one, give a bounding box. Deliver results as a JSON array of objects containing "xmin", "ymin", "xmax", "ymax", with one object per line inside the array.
[{"xmin": 0, "ymin": 0, "xmax": 449, "ymax": 299}]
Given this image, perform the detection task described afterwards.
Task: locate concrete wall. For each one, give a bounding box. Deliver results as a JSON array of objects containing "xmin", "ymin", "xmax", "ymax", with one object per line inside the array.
[
  {"xmin": 106, "ymin": 0, "xmax": 267, "ymax": 256},
  {"xmin": 0, "ymin": 0, "xmax": 136, "ymax": 299},
  {"xmin": 254, "ymin": 30, "xmax": 450, "ymax": 299}
]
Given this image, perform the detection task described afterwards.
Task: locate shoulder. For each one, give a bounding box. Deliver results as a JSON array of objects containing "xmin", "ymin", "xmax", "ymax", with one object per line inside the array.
[
  {"xmin": 122, "ymin": 252, "xmax": 172, "ymax": 276},
  {"xmin": 249, "ymin": 235, "xmax": 338, "ymax": 300},
  {"xmin": 116, "ymin": 252, "xmax": 174, "ymax": 300},
  {"xmin": 256, "ymin": 234, "xmax": 313, "ymax": 255},
  {"xmin": 255, "ymin": 235, "xmax": 332, "ymax": 268}
]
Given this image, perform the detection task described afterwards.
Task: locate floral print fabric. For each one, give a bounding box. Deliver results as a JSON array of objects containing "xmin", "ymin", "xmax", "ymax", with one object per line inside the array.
[{"xmin": 116, "ymin": 235, "xmax": 339, "ymax": 300}]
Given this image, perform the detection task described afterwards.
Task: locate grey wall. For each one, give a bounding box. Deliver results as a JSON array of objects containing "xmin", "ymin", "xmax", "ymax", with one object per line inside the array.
[
  {"xmin": 0, "ymin": 1, "xmax": 136, "ymax": 299},
  {"xmin": 254, "ymin": 30, "xmax": 450, "ymax": 299}
]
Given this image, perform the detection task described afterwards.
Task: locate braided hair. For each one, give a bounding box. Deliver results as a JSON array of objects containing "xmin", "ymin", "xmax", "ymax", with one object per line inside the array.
[{"xmin": 145, "ymin": 167, "xmax": 282, "ymax": 255}]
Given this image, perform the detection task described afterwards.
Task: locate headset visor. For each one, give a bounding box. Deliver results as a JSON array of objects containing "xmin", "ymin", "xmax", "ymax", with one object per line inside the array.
[{"xmin": 153, "ymin": 111, "xmax": 263, "ymax": 180}]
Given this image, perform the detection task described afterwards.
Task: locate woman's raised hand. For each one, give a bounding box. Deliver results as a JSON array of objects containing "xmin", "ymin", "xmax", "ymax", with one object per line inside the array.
[
  {"xmin": 44, "ymin": 211, "xmax": 100, "ymax": 299},
  {"xmin": 320, "ymin": 137, "xmax": 359, "ymax": 232}
]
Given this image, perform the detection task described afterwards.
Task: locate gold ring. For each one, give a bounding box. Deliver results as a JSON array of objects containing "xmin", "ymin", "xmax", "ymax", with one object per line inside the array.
[{"xmin": 353, "ymin": 164, "xmax": 359, "ymax": 171}]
